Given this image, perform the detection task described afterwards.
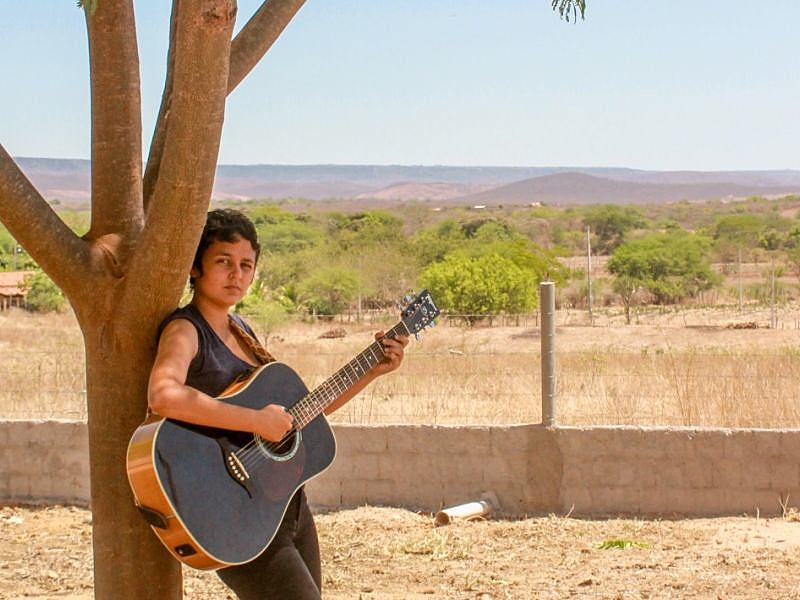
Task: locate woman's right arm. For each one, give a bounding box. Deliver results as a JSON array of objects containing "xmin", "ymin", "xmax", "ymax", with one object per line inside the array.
[{"xmin": 147, "ymin": 319, "xmax": 293, "ymax": 442}]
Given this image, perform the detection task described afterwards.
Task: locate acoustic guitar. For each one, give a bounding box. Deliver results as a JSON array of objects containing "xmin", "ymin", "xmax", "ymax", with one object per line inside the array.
[{"xmin": 126, "ymin": 290, "xmax": 439, "ymax": 570}]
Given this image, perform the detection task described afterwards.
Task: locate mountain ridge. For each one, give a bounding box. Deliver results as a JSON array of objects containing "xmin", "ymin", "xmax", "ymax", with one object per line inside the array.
[{"xmin": 12, "ymin": 157, "xmax": 800, "ymax": 206}]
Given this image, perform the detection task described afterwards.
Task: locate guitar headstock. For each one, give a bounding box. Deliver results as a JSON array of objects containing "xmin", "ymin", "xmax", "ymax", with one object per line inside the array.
[{"xmin": 400, "ymin": 289, "xmax": 440, "ymax": 337}]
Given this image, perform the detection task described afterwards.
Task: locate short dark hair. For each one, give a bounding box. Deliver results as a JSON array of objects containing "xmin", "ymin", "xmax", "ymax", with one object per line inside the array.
[{"xmin": 190, "ymin": 209, "xmax": 261, "ymax": 287}]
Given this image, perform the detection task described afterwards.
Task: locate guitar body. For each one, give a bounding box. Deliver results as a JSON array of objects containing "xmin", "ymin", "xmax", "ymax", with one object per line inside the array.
[{"xmin": 126, "ymin": 362, "xmax": 336, "ymax": 570}]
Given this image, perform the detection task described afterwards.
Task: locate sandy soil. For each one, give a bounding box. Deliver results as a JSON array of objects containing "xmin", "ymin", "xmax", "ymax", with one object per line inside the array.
[{"xmin": 2, "ymin": 505, "xmax": 800, "ymax": 599}]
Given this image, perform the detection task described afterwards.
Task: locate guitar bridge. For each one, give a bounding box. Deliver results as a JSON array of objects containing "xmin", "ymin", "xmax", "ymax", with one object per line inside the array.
[{"xmin": 217, "ymin": 437, "xmax": 254, "ymax": 497}]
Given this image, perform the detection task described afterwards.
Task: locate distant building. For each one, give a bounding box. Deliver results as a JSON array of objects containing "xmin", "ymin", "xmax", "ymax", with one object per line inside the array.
[{"xmin": 0, "ymin": 271, "xmax": 34, "ymax": 310}]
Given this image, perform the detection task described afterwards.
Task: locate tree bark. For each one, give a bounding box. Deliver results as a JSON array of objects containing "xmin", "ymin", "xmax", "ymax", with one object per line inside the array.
[{"xmin": 85, "ymin": 0, "xmax": 143, "ymax": 245}]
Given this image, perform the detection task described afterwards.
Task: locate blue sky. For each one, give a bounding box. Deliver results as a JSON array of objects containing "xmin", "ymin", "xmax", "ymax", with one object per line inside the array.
[{"xmin": 2, "ymin": 1, "xmax": 799, "ymax": 170}]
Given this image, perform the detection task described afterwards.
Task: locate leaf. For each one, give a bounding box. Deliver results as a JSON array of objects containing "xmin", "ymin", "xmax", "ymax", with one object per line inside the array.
[
  {"xmin": 77, "ymin": 0, "xmax": 98, "ymax": 16},
  {"xmin": 595, "ymin": 539, "xmax": 650, "ymax": 550}
]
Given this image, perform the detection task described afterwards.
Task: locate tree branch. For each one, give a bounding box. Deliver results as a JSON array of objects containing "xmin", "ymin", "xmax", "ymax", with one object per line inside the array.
[
  {"xmin": 84, "ymin": 1, "xmax": 144, "ymax": 245},
  {"xmin": 127, "ymin": 0, "xmax": 237, "ymax": 315},
  {"xmin": 0, "ymin": 146, "xmax": 91, "ymax": 296},
  {"xmin": 228, "ymin": 0, "xmax": 306, "ymax": 94}
]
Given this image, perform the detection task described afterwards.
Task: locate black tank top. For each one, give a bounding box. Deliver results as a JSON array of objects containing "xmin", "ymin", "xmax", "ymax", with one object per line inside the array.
[{"xmin": 159, "ymin": 303, "xmax": 259, "ymax": 397}]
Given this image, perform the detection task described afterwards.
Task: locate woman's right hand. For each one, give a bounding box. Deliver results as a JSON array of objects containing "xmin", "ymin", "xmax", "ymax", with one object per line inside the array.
[{"xmin": 254, "ymin": 403, "xmax": 295, "ymax": 442}]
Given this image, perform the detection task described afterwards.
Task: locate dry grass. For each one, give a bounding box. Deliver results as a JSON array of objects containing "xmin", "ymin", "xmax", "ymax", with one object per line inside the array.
[
  {"xmin": 2, "ymin": 304, "xmax": 800, "ymax": 427},
  {"xmin": 4, "ymin": 504, "xmax": 800, "ymax": 599}
]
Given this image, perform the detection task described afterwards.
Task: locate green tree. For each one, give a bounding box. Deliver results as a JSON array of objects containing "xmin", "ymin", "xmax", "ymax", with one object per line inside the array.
[
  {"xmin": 583, "ymin": 204, "xmax": 648, "ymax": 254},
  {"xmin": 326, "ymin": 210, "xmax": 414, "ymax": 307},
  {"xmin": 786, "ymin": 245, "xmax": 800, "ymax": 281},
  {"xmin": 607, "ymin": 232, "xmax": 721, "ymax": 322},
  {"xmin": 410, "ymin": 218, "xmax": 470, "ymax": 266},
  {"xmin": 328, "ymin": 210, "xmax": 403, "ymax": 249},
  {"xmin": 299, "ymin": 265, "xmax": 360, "ymax": 316},
  {"xmin": 21, "ymin": 270, "xmax": 66, "ymax": 312},
  {"xmin": 252, "ymin": 207, "xmax": 327, "ymax": 255},
  {"xmin": 712, "ymin": 213, "xmax": 766, "ymax": 262},
  {"xmin": 420, "ymin": 252, "xmax": 538, "ymax": 323}
]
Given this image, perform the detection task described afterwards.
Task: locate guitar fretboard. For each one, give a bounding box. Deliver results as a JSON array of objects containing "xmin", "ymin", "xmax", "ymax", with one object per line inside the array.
[{"xmin": 288, "ymin": 321, "xmax": 410, "ymax": 429}]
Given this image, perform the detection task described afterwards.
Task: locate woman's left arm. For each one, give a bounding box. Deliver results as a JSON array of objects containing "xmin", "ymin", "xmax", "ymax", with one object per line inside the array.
[{"xmin": 324, "ymin": 331, "xmax": 409, "ymax": 415}]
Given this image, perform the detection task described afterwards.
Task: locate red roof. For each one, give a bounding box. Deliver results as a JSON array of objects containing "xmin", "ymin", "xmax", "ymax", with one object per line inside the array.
[{"xmin": 0, "ymin": 271, "xmax": 34, "ymax": 297}]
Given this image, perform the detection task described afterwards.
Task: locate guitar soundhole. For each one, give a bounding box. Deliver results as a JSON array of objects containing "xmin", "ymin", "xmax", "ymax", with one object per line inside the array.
[{"xmin": 256, "ymin": 430, "xmax": 302, "ymax": 462}]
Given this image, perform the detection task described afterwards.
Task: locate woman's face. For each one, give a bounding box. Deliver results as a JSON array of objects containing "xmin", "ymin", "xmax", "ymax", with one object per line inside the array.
[{"xmin": 190, "ymin": 236, "xmax": 257, "ymax": 308}]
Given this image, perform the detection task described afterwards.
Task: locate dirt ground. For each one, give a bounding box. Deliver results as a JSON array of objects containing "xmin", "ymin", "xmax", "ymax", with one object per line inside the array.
[{"xmin": 2, "ymin": 505, "xmax": 800, "ymax": 600}]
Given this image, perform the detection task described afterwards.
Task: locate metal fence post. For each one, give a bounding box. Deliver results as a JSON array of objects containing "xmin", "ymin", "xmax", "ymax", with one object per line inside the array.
[{"xmin": 540, "ymin": 281, "xmax": 556, "ymax": 426}]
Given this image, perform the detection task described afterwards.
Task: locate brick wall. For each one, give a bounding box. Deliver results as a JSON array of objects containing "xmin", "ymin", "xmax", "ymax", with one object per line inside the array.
[{"xmin": 1, "ymin": 420, "xmax": 798, "ymax": 517}]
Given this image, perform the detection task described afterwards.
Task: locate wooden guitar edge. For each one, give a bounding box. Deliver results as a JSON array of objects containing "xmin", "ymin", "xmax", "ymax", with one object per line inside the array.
[{"xmin": 126, "ymin": 419, "xmax": 226, "ymax": 570}]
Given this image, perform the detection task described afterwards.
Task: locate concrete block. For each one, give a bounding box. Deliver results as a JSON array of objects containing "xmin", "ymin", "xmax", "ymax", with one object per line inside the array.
[
  {"xmin": 386, "ymin": 479, "xmax": 435, "ymax": 510},
  {"xmin": 490, "ymin": 424, "xmax": 534, "ymax": 453},
  {"xmin": 779, "ymin": 430, "xmax": 800, "ymax": 458},
  {"xmin": 740, "ymin": 458, "xmax": 773, "ymax": 490},
  {"xmin": 339, "ymin": 478, "xmax": 369, "ymax": 507},
  {"xmin": 0, "ymin": 422, "xmax": 10, "ymax": 446},
  {"xmin": 347, "ymin": 452, "xmax": 381, "ymax": 481},
  {"xmin": 8, "ymin": 474, "xmax": 32, "ymax": 499},
  {"xmin": 628, "ymin": 459, "xmax": 661, "ymax": 489},
  {"xmin": 588, "ymin": 460, "xmax": 628, "ymax": 488},
  {"xmin": 723, "ymin": 429, "xmax": 753, "ymax": 460},
  {"xmin": 710, "ymin": 458, "xmax": 743, "ymax": 489},
  {"xmin": 559, "ymin": 460, "xmax": 588, "ymax": 488},
  {"xmin": 590, "ymin": 485, "xmax": 639, "ymax": 515},
  {"xmin": 437, "ymin": 481, "xmax": 483, "ymax": 511},
  {"xmin": 23, "ymin": 419, "xmax": 55, "ymax": 445},
  {"xmin": 481, "ymin": 454, "xmax": 522, "ymax": 484},
  {"xmin": 769, "ymin": 460, "xmax": 800, "ymax": 490},
  {"xmin": 561, "ymin": 486, "xmax": 592, "ymax": 515},
  {"xmin": 682, "ymin": 458, "xmax": 714, "ymax": 489},
  {"xmin": 660, "ymin": 429, "xmax": 701, "ymax": 458},
  {"xmin": 429, "ymin": 426, "xmax": 492, "ymax": 456},
  {"xmin": 751, "ymin": 430, "xmax": 784, "ymax": 458},
  {"xmin": 658, "ymin": 488, "xmax": 706, "ymax": 516},
  {"xmin": 383, "ymin": 424, "xmax": 432, "ymax": 454},
  {"xmin": 348, "ymin": 427, "xmax": 391, "ymax": 453},
  {"xmin": 306, "ymin": 478, "xmax": 341, "ymax": 508}
]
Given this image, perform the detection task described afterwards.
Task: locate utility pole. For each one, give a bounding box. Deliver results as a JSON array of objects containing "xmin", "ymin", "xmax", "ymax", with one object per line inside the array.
[
  {"xmin": 770, "ymin": 261, "xmax": 777, "ymax": 329},
  {"xmin": 737, "ymin": 247, "xmax": 743, "ymax": 312},
  {"xmin": 540, "ymin": 281, "xmax": 556, "ymax": 426}
]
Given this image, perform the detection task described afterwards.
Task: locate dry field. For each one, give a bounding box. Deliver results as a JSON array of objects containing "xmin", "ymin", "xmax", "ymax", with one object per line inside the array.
[
  {"xmin": 1, "ymin": 303, "xmax": 800, "ymax": 427},
  {"xmin": 2, "ymin": 504, "xmax": 800, "ymax": 599}
]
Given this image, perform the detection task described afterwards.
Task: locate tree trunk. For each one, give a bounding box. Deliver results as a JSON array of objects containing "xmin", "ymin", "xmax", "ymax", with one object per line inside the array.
[{"xmin": 82, "ymin": 315, "xmax": 183, "ymax": 598}]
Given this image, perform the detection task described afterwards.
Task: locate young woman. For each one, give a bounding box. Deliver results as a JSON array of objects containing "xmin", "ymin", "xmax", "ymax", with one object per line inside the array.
[{"xmin": 147, "ymin": 208, "xmax": 408, "ymax": 599}]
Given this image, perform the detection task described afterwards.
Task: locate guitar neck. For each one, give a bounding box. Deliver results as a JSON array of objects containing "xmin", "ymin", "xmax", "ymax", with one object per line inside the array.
[{"xmin": 288, "ymin": 320, "xmax": 410, "ymax": 429}]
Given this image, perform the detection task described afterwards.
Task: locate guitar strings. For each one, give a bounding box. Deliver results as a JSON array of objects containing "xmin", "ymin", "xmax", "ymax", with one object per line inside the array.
[{"xmin": 230, "ymin": 334, "xmax": 400, "ymax": 470}]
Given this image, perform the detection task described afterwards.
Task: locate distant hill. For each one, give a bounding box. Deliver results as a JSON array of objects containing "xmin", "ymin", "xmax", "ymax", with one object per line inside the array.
[
  {"xmin": 450, "ymin": 172, "xmax": 800, "ymax": 206},
  {"xmin": 12, "ymin": 157, "xmax": 800, "ymax": 206}
]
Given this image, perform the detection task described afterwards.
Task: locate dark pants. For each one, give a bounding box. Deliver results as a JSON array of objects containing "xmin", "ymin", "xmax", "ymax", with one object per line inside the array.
[{"xmin": 217, "ymin": 489, "xmax": 322, "ymax": 600}]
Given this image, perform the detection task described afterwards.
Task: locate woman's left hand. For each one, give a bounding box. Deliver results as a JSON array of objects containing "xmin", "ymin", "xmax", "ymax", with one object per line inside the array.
[{"xmin": 372, "ymin": 331, "xmax": 409, "ymax": 375}]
